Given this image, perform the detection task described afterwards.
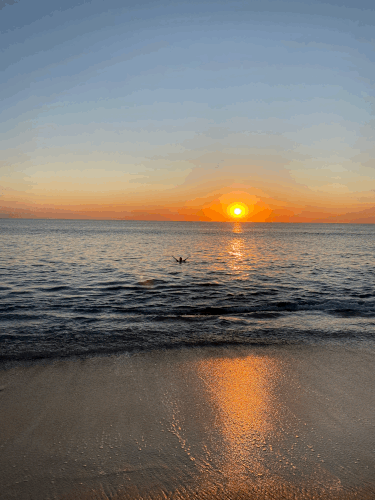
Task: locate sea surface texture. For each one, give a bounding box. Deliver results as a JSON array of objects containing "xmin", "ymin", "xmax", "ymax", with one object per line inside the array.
[{"xmin": 1, "ymin": 220, "xmax": 374, "ymax": 362}]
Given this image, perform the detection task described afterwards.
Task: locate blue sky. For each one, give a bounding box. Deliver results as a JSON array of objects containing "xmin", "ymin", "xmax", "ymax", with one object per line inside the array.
[{"xmin": 1, "ymin": 0, "xmax": 375, "ymax": 219}]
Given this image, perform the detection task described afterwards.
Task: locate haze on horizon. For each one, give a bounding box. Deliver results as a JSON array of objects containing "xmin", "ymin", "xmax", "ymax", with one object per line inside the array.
[{"xmin": 1, "ymin": 0, "xmax": 375, "ymax": 222}]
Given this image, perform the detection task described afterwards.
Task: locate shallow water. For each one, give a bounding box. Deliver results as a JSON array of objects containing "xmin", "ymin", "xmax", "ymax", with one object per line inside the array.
[
  {"xmin": 1, "ymin": 346, "xmax": 374, "ymax": 499},
  {"xmin": 1, "ymin": 220, "xmax": 375, "ymax": 361}
]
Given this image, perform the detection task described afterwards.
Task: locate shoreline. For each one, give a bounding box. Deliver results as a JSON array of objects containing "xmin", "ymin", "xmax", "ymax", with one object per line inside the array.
[
  {"xmin": 1, "ymin": 334, "xmax": 373, "ymax": 372},
  {"xmin": 1, "ymin": 344, "xmax": 374, "ymax": 499}
]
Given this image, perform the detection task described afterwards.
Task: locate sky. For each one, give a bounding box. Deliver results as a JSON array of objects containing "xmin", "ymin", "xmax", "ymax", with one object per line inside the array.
[{"xmin": 1, "ymin": 0, "xmax": 375, "ymax": 221}]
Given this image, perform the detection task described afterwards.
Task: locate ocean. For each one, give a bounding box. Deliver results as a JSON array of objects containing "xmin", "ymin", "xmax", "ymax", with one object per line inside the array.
[{"xmin": 1, "ymin": 219, "xmax": 375, "ymax": 363}]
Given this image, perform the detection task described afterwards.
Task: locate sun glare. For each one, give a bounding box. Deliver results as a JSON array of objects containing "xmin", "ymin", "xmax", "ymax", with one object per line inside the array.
[{"xmin": 227, "ymin": 202, "xmax": 249, "ymax": 219}]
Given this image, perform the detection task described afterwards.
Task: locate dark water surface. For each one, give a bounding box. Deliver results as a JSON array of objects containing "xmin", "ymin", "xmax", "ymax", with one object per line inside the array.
[{"xmin": 1, "ymin": 220, "xmax": 375, "ymax": 362}]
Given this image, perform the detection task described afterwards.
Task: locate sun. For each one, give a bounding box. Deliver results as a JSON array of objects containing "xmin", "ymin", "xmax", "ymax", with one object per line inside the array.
[{"xmin": 227, "ymin": 202, "xmax": 249, "ymax": 219}]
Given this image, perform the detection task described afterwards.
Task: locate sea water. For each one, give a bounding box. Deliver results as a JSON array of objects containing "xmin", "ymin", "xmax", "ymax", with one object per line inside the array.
[{"xmin": 1, "ymin": 219, "xmax": 375, "ymax": 362}]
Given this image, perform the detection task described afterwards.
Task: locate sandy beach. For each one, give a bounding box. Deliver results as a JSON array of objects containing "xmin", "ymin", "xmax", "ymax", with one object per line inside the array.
[{"xmin": 1, "ymin": 344, "xmax": 374, "ymax": 499}]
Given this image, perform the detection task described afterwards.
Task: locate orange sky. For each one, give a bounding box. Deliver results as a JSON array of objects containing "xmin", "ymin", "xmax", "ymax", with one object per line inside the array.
[
  {"xmin": 3, "ymin": 183, "xmax": 375, "ymax": 222},
  {"xmin": 2, "ymin": 0, "xmax": 375, "ymax": 222}
]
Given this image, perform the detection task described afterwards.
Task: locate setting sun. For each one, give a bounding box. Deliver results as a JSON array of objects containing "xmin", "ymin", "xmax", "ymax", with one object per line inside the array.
[{"xmin": 227, "ymin": 202, "xmax": 249, "ymax": 219}]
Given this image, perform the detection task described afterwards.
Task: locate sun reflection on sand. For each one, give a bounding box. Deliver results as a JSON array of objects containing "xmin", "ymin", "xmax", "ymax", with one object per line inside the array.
[
  {"xmin": 193, "ymin": 354, "xmax": 280, "ymax": 488},
  {"xmin": 15, "ymin": 349, "xmax": 375, "ymax": 500}
]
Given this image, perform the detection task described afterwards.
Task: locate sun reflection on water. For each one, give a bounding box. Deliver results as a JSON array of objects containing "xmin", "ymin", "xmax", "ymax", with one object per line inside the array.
[
  {"xmin": 228, "ymin": 223, "xmax": 247, "ymax": 272},
  {"xmin": 232, "ymin": 222, "xmax": 243, "ymax": 234},
  {"xmin": 229, "ymin": 238, "xmax": 244, "ymax": 260}
]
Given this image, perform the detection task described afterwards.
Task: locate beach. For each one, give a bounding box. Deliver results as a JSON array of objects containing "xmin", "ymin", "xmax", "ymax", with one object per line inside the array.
[
  {"xmin": 1, "ymin": 344, "xmax": 374, "ymax": 499},
  {"xmin": 3, "ymin": 0, "xmax": 375, "ymax": 495}
]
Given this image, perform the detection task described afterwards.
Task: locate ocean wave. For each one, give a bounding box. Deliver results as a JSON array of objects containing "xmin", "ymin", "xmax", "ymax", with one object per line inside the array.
[
  {"xmin": 1, "ymin": 322, "xmax": 374, "ymax": 365},
  {"xmin": 2, "ymin": 220, "xmax": 375, "ymax": 364}
]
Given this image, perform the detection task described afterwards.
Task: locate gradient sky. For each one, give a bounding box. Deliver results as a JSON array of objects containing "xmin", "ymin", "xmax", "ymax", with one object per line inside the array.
[{"xmin": 1, "ymin": 0, "xmax": 375, "ymax": 221}]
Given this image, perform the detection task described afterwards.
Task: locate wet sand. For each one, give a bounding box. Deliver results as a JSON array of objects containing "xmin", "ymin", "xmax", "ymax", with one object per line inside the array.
[{"xmin": 0, "ymin": 344, "xmax": 374, "ymax": 499}]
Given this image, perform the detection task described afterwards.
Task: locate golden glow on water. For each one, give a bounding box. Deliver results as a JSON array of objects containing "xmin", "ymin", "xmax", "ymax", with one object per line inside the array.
[
  {"xmin": 228, "ymin": 237, "xmax": 246, "ymax": 274},
  {"xmin": 232, "ymin": 222, "xmax": 243, "ymax": 234},
  {"xmin": 224, "ymin": 221, "xmax": 283, "ymax": 275},
  {"xmin": 227, "ymin": 223, "xmax": 249, "ymax": 273}
]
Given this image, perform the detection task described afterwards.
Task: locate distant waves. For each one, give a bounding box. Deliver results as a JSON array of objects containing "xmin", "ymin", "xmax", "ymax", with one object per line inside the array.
[{"xmin": 1, "ymin": 220, "xmax": 375, "ymax": 363}]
